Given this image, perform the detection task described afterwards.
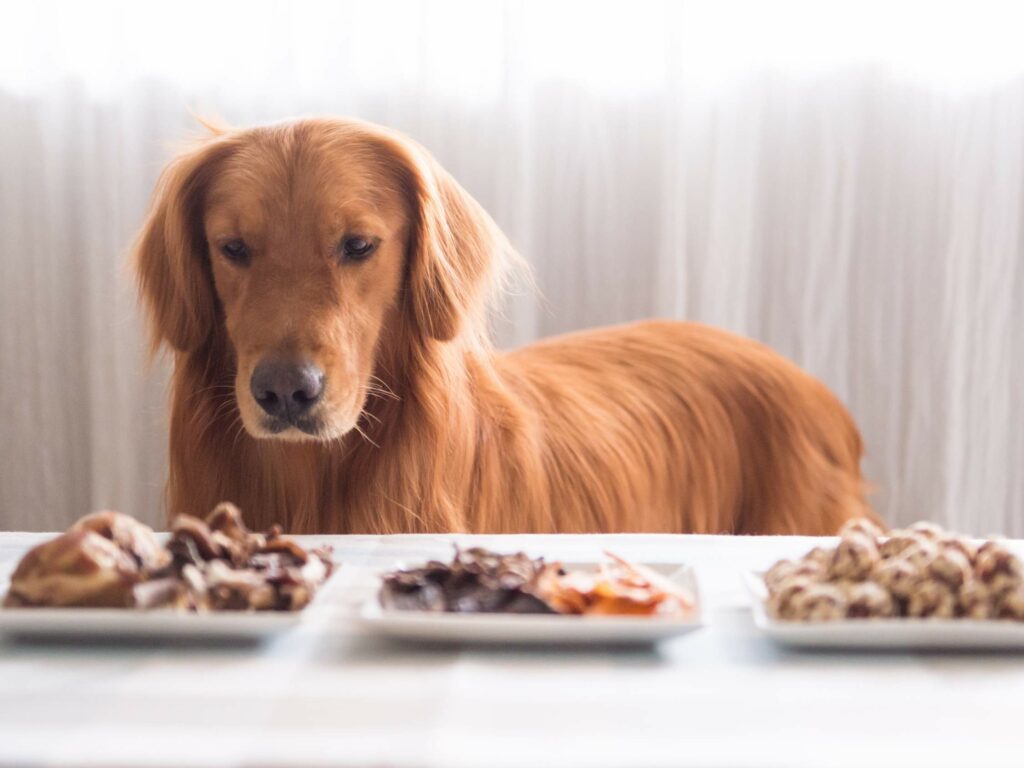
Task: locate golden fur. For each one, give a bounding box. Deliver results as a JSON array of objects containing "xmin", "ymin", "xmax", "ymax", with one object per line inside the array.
[{"xmin": 134, "ymin": 117, "xmax": 877, "ymax": 535}]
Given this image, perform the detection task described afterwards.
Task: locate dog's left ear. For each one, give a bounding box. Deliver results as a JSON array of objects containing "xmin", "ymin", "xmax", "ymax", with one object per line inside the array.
[{"xmin": 386, "ymin": 135, "xmax": 508, "ymax": 343}]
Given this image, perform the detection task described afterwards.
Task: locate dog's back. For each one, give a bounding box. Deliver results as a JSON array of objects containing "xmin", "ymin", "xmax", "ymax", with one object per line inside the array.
[{"xmin": 498, "ymin": 319, "xmax": 872, "ymax": 534}]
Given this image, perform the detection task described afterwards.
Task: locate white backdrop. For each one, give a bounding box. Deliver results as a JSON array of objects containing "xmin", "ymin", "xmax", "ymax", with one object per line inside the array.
[{"xmin": 2, "ymin": 0, "xmax": 1023, "ymax": 533}]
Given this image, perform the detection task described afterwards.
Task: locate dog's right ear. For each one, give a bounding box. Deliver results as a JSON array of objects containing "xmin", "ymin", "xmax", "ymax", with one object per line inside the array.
[{"xmin": 133, "ymin": 136, "xmax": 235, "ymax": 354}]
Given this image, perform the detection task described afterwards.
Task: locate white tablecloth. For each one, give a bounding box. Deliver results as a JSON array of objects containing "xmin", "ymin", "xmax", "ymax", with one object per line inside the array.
[{"xmin": 0, "ymin": 532, "xmax": 1020, "ymax": 768}]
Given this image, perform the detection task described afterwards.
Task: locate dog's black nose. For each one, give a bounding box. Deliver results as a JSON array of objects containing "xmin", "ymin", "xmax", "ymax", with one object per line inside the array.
[{"xmin": 250, "ymin": 360, "xmax": 325, "ymax": 421}]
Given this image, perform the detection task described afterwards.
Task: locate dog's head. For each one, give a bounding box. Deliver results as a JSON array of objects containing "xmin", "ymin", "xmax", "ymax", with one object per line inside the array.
[{"xmin": 135, "ymin": 118, "xmax": 506, "ymax": 441}]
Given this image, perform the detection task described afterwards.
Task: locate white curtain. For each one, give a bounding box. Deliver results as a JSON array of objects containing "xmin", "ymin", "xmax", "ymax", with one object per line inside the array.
[{"xmin": 2, "ymin": 0, "xmax": 1023, "ymax": 534}]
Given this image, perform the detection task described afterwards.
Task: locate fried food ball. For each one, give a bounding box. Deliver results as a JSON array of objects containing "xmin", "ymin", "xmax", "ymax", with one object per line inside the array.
[
  {"xmin": 844, "ymin": 581, "xmax": 895, "ymax": 618},
  {"xmin": 956, "ymin": 580, "xmax": 993, "ymax": 620},
  {"xmin": 995, "ymin": 587, "xmax": 1024, "ymax": 621},
  {"xmin": 898, "ymin": 538, "xmax": 939, "ymax": 568},
  {"xmin": 764, "ymin": 559, "xmax": 799, "ymax": 592},
  {"xmin": 974, "ymin": 541, "xmax": 1023, "ymax": 595},
  {"xmin": 872, "ymin": 557, "xmax": 923, "ymax": 599},
  {"xmin": 927, "ymin": 548, "xmax": 973, "ymax": 590},
  {"xmin": 906, "ymin": 580, "xmax": 956, "ymax": 619},
  {"xmin": 909, "ymin": 521, "xmax": 946, "ymax": 540},
  {"xmin": 787, "ymin": 583, "xmax": 848, "ymax": 621},
  {"xmin": 828, "ymin": 532, "xmax": 880, "ymax": 581},
  {"xmin": 802, "ymin": 547, "xmax": 834, "ymax": 567},
  {"xmin": 878, "ymin": 531, "xmax": 921, "ymax": 560},
  {"xmin": 839, "ymin": 518, "xmax": 885, "ymax": 541},
  {"xmin": 767, "ymin": 576, "xmax": 816, "ymax": 620},
  {"xmin": 765, "ymin": 554, "xmax": 829, "ymax": 591},
  {"xmin": 939, "ymin": 537, "xmax": 978, "ymax": 565},
  {"xmin": 763, "ymin": 520, "xmax": 1024, "ymax": 625}
]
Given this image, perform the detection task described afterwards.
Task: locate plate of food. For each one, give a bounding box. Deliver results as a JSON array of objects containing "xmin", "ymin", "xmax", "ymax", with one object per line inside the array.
[
  {"xmin": 746, "ymin": 518, "xmax": 1024, "ymax": 650},
  {"xmin": 356, "ymin": 547, "xmax": 703, "ymax": 645},
  {"xmin": 0, "ymin": 503, "xmax": 336, "ymax": 640}
]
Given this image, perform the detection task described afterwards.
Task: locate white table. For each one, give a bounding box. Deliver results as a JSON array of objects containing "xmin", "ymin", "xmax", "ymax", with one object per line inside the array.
[{"xmin": 0, "ymin": 532, "xmax": 1020, "ymax": 768}]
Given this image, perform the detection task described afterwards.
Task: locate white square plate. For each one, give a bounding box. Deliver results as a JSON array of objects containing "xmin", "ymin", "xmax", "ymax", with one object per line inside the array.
[
  {"xmin": 744, "ymin": 572, "xmax": 1024, "ymax": 650},
  {"xmin": 355, "ymin": 562, "xmax": 704, "ymax": 646}
]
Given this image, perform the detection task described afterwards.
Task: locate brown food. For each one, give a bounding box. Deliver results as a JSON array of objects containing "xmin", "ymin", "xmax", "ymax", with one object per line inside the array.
[
  {"xmin": 839, "ymin": 518, "xmax": 885, "ymax": 541},
  {"xmin": 763, "ymin": 518, "xmax": 1024, "ymax": 623},
  {"xmin": 765, "ymin": 558, "xmax": 825, "ymax": 592},
  {"xmin": 940, "ymin": 537, "xmax": 978, "ymax": 565},
  {"xmin": 537, "ymin": 551, "xmax": 695, "ymax": 617},
  {"xmin": 767, "ymin": 575, "xmax": 816, "ymax": 620},
  {"xmin": 996, "ymin": 587, "xmax": 1024, "ymax": 620},
  {"xmin": 788, "ymin": 583, "xmax": 847, "ymax": 621},
  {"xmin": 74, "ymin": 511, "xmax": 171, "ymax": 573},
  {"xmin": 3, "ymin": 503, "xmax": 334, "ymax": 612},
  {"xmin": 878, "ymin": 532, "xmax": 921, "ymax": 560},
  {"xmin": 379, "ymin": 548, "xmax": 557, "ymax": 614},
  {"xmin": 763, "ymin": 559, "xmax": 798, "ymax": 592},
  {"xmin": 872, "ymin": 557, "xmax": 923, "ymax": 599},
  {"xmin": 957, "ymin": 580, "xmax": 993, "ymax": 620},
  {"xmin": 828, "ymin": 532, "xmax": 880, "ymax": 581},
  {"xmin": 378, "ymin": 548, "xmax": 695, "ymax": 618},
  {"xmin": 844, "ymin": 581, "xmax": 895, "ymax": 618},
  {"xmin": 927, "ymin": 548, "xmax": 972, "ymax": 590},
  {"xmin": 898, "ymin": 538, "xmax": 939, "ymax": 568},
  {"xmin": 906, "ymin": 580, "xmax": 956, "ymax": 619},
  {"xmin": 4, "ymin": 512, "xmax": 169, "ymax": 608},
  {"xmin": 4, "ymin": 529, "xmax": 141, "ymax": 608},
  {"xmin": 974, "ymin": 541, "xmax": 1022, "ymax": 595},
  {"xmin": 908, "ymin": 521, "xmax": 946, "ymax": 540}
]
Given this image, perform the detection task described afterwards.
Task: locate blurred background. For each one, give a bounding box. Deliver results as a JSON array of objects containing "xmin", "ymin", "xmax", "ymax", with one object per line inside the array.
[{"xmin": 1, "ymin": 0, "xmax": 1023, "ymax": 533}]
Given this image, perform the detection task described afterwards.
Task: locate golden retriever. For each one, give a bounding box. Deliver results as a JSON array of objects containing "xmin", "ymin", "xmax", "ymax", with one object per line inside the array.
[{"xmin": 134, "ymin": 117, "xmax": 876, "ymax": 535}]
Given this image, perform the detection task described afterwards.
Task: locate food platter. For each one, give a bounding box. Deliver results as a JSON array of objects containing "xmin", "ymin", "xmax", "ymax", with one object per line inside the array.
[
  {"xmin": 356, "ymin": 562, "xmax": 705, "ymax": 646},
  {"xmin": 0, "ymin": 595, "xmax": 305, "ymax": 640},
  {"xmin": 0, "ymin": 503, "xmax": 337, "ymax": 641},
  {"xmin": 745, "ymin": 571, "xmax": 1024, "ymax": 650}
]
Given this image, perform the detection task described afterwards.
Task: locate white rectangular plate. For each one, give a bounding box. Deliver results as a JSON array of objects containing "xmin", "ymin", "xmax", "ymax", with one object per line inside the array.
[
  {"xmin": 356, "ymin": 563, "xmax": 703, "ymax": 646},
  {"xmin": 0, "ymin": 571, "xmax": 338, "ymax": 640},
  {"xmin": 0, "ymin": 607, "xmax": 300, "ymax": 640},
  {"xmin": 744, "ymin": 571, "xmax": 1024, "ymax": 650}
]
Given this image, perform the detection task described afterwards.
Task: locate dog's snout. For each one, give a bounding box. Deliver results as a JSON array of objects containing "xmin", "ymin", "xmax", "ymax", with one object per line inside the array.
[{"xmin": 250, "ymin": 360, "xmax": 325, "ymax": 421}]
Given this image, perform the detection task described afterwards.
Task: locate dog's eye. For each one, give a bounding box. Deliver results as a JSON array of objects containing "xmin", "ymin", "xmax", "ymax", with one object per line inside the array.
[
  {"xmin": 341, "ymin": 236, "xmax": 376, "ymax": 261},
  {"xmin": 220, "ymin": 239, "xmax": 250, "ymax": 265}
]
